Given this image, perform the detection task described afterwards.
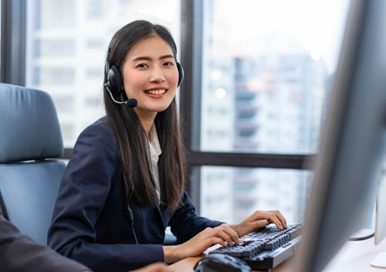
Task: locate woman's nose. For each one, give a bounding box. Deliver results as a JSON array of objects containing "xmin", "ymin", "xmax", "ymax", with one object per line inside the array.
[{"xmin": 150, "ymin": 67, "xmax": 166, "ymax": 83}]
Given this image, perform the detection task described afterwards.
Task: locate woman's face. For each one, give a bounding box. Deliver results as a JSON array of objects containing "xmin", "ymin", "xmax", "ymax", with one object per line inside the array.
[{"xmin": 121, "ymin": 35, "xmax": 179, "ymax": 120}]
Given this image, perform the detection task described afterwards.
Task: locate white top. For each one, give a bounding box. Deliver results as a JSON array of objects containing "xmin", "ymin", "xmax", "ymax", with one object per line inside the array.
[{"xmin": 148, "ymin": 125, "xmax": 162, "ymax": 199}]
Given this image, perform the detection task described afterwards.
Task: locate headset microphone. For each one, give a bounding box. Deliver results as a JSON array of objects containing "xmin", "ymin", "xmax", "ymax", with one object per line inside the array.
[
  {"xmin": 104, "ymin": 64, "xmax": 137, "ymax": 107},
  {"xmin": 104, "ymin": 84, "xmax": 137, "ymax": 107}
]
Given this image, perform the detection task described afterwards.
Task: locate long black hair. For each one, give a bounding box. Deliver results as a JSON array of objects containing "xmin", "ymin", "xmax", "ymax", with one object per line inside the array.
[{"xmin": 103, "ymin": 20, "xmax": 185, "ymax": 212}]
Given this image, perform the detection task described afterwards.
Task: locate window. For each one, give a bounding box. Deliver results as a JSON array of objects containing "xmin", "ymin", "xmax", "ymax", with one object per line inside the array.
[
  {"xmin": 197, "ymin": 166, "xmax": 310, "ymax": 223},
  {"xmin": 200, "ymin": 0, "xmax": 349, "ymax": 154},
  {"xmin": 25, "ymin": 0, "xmax": 181, "ymax": 147},
  {"xmin": 192, "ymin": 0, "xmax": 350, "ymax": 222},
  {"xmin": 3, "ymin": 0, "xmax": 351, "ymax": 223}
]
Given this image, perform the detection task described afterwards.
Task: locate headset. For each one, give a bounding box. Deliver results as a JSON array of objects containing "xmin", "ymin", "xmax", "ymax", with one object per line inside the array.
[{"xmin": 104, "ymin": 50, "xmax": 184, "ymax": 107}]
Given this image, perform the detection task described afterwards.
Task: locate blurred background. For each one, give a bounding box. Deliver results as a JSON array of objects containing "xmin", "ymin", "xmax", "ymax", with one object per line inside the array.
[{"xmin": 0, "ymin": 0, "xmax": 350, "ymax": 224}]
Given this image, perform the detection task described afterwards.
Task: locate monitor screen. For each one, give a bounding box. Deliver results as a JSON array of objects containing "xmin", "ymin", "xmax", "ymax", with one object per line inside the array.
[{"xmin": 293, "ymin": 0, "xmax": 386, "ymax": 271}]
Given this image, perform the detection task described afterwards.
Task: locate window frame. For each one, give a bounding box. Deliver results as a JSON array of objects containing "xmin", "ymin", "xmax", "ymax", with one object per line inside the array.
[
  {"xmin": 179, "ymin": 0, "xmax": 311, "ymax": 208},
  {"xmin": 1, "ymin": 0, "xmax": 312, "ymax": 212}
]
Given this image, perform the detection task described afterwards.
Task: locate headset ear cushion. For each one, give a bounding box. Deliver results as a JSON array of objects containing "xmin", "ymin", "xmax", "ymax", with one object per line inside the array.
[
  {"xmin": 107, "ymin": 65, "xmax": 122, "ymax": 95},
  {"xmin": 177, "ymin": 62, "xmax": 184, "ymax": 87}
]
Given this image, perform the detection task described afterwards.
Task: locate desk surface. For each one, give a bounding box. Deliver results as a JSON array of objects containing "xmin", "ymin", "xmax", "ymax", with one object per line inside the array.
[
  {"xmin": 170, "ymin": 235, "xmax": 386, "ymax": 272},
  {"xmin": 170, "ymin": 256, "xmax": 292, "ymax": 272}
]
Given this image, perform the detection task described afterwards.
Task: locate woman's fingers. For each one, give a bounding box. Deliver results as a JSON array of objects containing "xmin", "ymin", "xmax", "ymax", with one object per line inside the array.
[
  {"xmin": 253, "ymin": 219, "xmax": 269, "ymax": 229},
  {"xmin": 222, "ymin": 224, "xmax": 241, "ymax": 244},
  {"xmin": 201, "ymin": 226, "xmax": 236, "ymax": 246},
  {"xmin": 178, "ymin": 210, "xmax": 288, "ymax": 260},
  {"xmin": 265, "ymin": 212, "xmax": 284, "ymax": 229},
  {"xmin": 272, "ymin": 210, "xmax": 287, "ymax": 228},
  {"xmin": 192, "ymin": 227, "xmax": 228, "ymax": 248},
  {"xmin": 252, "ymin": 211, "xmax": 286, "ymax": 229},
  {"xmin": 175, "ymin": 210, "xmax": 287, "ymax": 261},
  {"xmin": 264, "ymin": 210, "xmax": 287, "ymax": 229},
  {"xmin": 165, "ymin": 226, "xmax": 241, "ymax": 262},
  {"xmin": 214, "ymin": 224, "xmax": 240, "ymax": 245}
]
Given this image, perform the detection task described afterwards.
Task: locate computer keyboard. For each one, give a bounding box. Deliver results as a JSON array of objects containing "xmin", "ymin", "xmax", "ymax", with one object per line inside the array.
[{"xmin": 209, "ymin": 223, "xmax": 302, "ymax": 271}]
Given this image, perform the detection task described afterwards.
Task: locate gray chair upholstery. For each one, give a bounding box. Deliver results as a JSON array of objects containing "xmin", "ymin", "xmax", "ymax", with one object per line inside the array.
[{"xmin": 0, "ymin": 83, "xmax": 65, "ymax": 245}]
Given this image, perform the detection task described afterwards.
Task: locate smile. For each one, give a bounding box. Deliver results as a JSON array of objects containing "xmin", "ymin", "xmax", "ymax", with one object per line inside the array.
[{"xmin": 144, "ymin": 89, "xmax": 167, "ymax": 95}]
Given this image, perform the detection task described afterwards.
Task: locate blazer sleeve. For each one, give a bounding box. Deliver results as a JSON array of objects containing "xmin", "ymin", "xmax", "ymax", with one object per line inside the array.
[
  {"xmin": 0, "ymin": 214, "xmax": 89, "ymax": 272},
  {"xmin": 169, "ymin": 192, "xmax": 223, "ymax": 243},
  {"xmin": 48, "ymin": 120, "xmax": 163, "ymax": 272}
]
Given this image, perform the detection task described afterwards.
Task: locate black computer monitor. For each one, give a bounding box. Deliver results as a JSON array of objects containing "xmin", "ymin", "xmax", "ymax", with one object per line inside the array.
[{"xmin": 294, "ymin": 0, "xmax": 386, "ymax": 271}]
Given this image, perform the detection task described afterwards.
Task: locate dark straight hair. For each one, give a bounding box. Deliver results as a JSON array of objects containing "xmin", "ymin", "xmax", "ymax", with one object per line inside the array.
[{"xmin": 104, "ymin": 20, "xmax": 185, "ymax": 212}]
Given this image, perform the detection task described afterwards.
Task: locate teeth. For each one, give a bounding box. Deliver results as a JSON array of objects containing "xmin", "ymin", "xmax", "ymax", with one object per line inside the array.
[{"xmin": 146, "ymin": 89, "xmax": 166, "ymax": 95}]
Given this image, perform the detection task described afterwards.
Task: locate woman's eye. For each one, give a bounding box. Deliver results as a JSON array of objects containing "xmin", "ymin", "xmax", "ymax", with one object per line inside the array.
[
  {"xmin": 164, "ymin": 62, "xmax": 175, "ymax": 67},
  {"xmin": 136, "ymin": 63, "xmax": 148, "ymax": 69}
]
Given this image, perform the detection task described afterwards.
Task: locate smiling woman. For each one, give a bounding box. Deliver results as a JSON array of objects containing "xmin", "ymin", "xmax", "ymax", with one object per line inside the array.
[{"xmin": 46, "ymin": 20, "xmax": 287, "ymax": 272}]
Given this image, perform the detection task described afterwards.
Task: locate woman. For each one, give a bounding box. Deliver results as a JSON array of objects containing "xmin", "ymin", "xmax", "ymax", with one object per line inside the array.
[{"xmin": 48, "ymin": 20, "xmax": 287, "ymax": 272}]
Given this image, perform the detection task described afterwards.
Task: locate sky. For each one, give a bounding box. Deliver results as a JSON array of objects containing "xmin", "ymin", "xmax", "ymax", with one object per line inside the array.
[{"xmin": 215, "ymin": 0, "xmax": 351, "ymax": 72}]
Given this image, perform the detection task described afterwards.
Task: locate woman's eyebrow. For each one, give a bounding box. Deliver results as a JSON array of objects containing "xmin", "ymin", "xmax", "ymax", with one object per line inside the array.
[
  {"xmin": 132, "ymin": 54, "xmax": 174, "ymax": 62},
  {"xmin": 159, "ymin": 54, "xmax": 174, "ymax": 60}
]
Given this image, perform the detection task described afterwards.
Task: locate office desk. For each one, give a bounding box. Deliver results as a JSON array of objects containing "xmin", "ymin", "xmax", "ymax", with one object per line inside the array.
[{"xmin": 170, "ymin": 235, "xmax": 386, "ymax": 271}]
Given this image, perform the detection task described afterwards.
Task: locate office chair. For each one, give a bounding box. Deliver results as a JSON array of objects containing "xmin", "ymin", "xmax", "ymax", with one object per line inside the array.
[{"xmin": 0, "ymin": 83, "xmax": 65, "ymax": 245}]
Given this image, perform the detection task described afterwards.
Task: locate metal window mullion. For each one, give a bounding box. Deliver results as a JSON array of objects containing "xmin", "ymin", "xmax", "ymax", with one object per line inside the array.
[
  {"xmin": 0, "ymin": 0, "xmax": 26, "ymax": 85},
  {"xmin": 189, "ymin": 152, "xmax": 313, "ymax": 170},
  {"xmin": 180, "ymin": 0, "xmax": 204, "ymax": 204}
]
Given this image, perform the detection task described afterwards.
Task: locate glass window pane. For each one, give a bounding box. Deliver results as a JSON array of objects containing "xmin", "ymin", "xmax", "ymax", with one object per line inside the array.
[
  {"xmin": 198, "ymin": 166, "xmax": 310, "ymax": 224},
  {"xmin": 200, "ymin": 0, "xmax": 350, "ymax": 154},
  {"xmin": 25, "ymin": 0, "xmax": 180, "ymax": 147}
]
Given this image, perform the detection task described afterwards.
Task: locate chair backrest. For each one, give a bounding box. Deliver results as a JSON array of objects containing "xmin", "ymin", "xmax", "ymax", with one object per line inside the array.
[{"xmin": 0, "ymin": 83, "xmax": 65, "ymax": 245}]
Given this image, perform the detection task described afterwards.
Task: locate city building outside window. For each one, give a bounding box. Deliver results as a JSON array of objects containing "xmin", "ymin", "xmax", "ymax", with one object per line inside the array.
[{"xmin": 198, "ymin": 0, "xmax": 350, "ymax": 223}]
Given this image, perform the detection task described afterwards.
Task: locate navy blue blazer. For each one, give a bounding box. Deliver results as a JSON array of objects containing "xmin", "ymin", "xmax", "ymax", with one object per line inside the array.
[
  {"xmin": 48, "ymin": 117, "xmax": 222, "ymax": 272},
  {"xmin": 0, "ymin": 211, "xmax": 89, "ymax": 272}
]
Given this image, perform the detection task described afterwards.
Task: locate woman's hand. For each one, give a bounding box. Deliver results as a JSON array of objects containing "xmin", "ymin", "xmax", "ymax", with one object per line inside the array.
[
  {"xmin": 163, "ymin": 210, "xmax": 286, "ymax": 263},
  {"xmin": 229, "ymin": 210, "xmax": 287, "ymax": 237},
  {"xmin": 163, "ymin": 224, "xmax": 240, "ymax": 263}
]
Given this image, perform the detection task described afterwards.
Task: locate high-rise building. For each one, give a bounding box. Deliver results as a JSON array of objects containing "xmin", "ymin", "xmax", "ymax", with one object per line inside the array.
[
  {"xmin": 198, "ymin": 0, "xmax": 330, "ymax": 224},
  {"xmin": 230, "ymin": 54, "xmax": 327, "ymax": 223}
]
